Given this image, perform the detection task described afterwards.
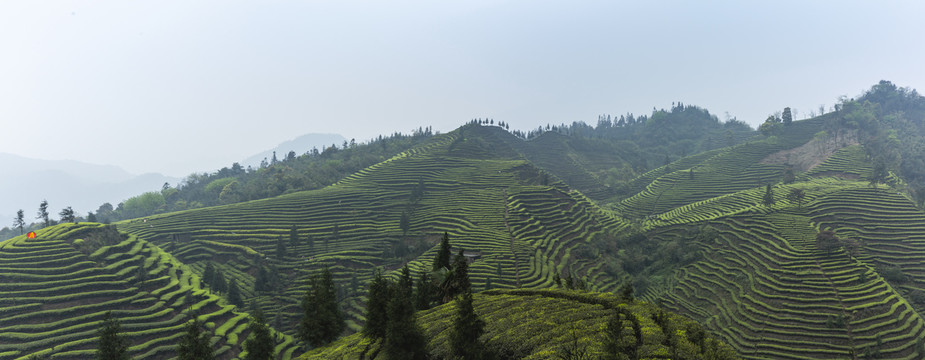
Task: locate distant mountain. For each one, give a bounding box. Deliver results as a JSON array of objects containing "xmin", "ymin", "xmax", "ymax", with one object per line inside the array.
[
  {"xmin": 242, "ymin": 133, "xmax": 345, "ymax": 168},
  {"xmin": 0, "ymin": 153, "xmax": 179, "ymax": 225}
]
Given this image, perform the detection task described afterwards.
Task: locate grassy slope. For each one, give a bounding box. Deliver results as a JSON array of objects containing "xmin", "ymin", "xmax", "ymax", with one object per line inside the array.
[
  {"xmin": 300, "ymin": 289, "xmax": 738, "ymax": 360},
  {"xmin": 0, "ymin": 223, "xmax": 298, "ymax": 360},
  {"xmin": 117, "ymin": 124, "xmax": 631, "ymax": 342}
]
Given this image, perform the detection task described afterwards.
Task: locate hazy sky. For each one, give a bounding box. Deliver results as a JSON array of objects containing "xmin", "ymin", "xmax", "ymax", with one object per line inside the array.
[{"xmin": 2, "ymin": 1, "xmax": 923, "ymax": 178}]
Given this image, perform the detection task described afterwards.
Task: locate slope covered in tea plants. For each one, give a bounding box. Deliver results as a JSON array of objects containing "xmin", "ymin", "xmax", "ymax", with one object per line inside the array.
[
  {"xmin": 0, "ymin": 223, "xmax": 298, "ymax": 360},
  {"xmin": 300, "ymin": 289, "xmax": 738, "ymax": 360}
]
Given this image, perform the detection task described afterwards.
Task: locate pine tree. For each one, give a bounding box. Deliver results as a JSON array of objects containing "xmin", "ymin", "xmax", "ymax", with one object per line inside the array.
[
  {"xmin": 37, "ymin": 200, "xmax": 50, "ymax": 228},
  {"xmin": 398, "ymin": 265, "xmax": 413, "ymax": 300},
  {"xmin": 414, "ymin": 271, "xmax": 435, "ymax": 311},
  {"xmin": 96, "ymin": 311, "xmax": 130, "ymax": 360},
  {"xmin": 363, "ymin": 269, "xmax": 391, "ymax": 339},
  {"xmin": 763, "ymin": 184, "xmax": 775, "ymax": 205},
  {"xmin": 433, "ymin": 232, "xmax": 451, "ymax": 271},
  {"xmin": 177, "ymin": 316, "xmax": 214, "ymax": 360},
  {"xmin": 289, "ymin": 225, "xmax": 299, "ymax": 247},
  {"xmin": 243, "ymin": 310, "xmax": 275, "ymax": 360},
  {"xmin": 227, "ymin": 280, "xmax": 244, "ymax": 307},
  {"xmin": 299, "ymin": 266, "xmax": 345, "ymax": 347},
  {"xmin": 443, "ymin": 250, "xmax": 471, "ymax": 301},
  {"xmin": 782, "ymin": 107, "xmax": 793, "ymax": 125},
  {"xmin": 276, "ymin": 235, "xmax": 286, "ymax": 260},
  {"xmin": 450, "ymin": 290, "xmax": 485, "ymax": 359},
  {"xmin": 213, "ymin": 270, "xmax": 227, "ymax": 294},
  {"xmin": 202, "ymin": 263, "xmax": 215, "ymax": 287},
  {"xmin": 384, "ymin": 282, "xmax": 428, "ymax": 360},
  {"xmin": 14, "ymin": 209, "xmax": 25, "ymax": 235}
]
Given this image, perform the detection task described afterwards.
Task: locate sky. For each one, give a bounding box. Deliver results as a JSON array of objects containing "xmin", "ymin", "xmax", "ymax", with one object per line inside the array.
[{"xmin": 1, "ymin": 1, "xmax": 923, "ymax": 178}]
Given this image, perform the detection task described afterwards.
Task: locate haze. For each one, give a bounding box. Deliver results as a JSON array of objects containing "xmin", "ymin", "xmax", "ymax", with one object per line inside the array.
[{"xmin": 1, "ymin": 1, "xmax": 923, "ymax": 178}]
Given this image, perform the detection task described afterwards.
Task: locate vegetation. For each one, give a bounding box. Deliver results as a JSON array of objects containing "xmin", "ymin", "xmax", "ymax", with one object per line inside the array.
[{"xmin": 4, "ymin": 81, "xmax": 925, "ymax": 359}]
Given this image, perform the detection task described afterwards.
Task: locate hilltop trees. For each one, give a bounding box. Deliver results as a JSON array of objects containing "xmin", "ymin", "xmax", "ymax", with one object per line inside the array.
[
  {"xmin": 96, "ymin": 311, "xmax": 130, "ymax": 360},
  {"xmin": 59, "ymin": 206, "xmax": 76, "ymax": 223},
  {"xmin": 782, "ymin": 107, "xmax": 793, "ymax": 125},
  {"xmin": 14, "ymin": 209, "xmax": 25, "ymax": 235},
  {"xmin": 37, "ymin": 200, "xmax": 50, "ymax": 228},
  {"xmin": 177, "ymin": 316, "xmax": 214, "ymax": 360},
  {"xmin": 299, "ymin": 266, "xmax": 345, "ymax": 347}
]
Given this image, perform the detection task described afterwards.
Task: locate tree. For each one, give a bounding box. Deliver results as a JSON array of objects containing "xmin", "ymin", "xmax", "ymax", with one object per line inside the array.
[
  {"xmin": 243, "ymin": 310, "xmax": 275, "ymax": 360},
  {"xmin": 450, "ymin": 290, "xmax": 485, "ymax": 359},
  {"xmin": 414, "ymin": 270, "xmax": 436, "ymax": 310},
  {"xmin": 299, "ymin": 266, "xmax": 345, "ymax": 347},
  {"xmin": 787, "ymin": 188, "xmax": 806, "ymax": 209},
  {"xmin": 782, "ymin": 107, "xmax": 793, "ymax": 125},
  {"xmin": 59, "ymin": 206, "xmax": 76, "ymax": 223},
  {"xmin": 202, "ymin": 262, "xmax": 216, "ymax": 287},
  {"xmin": 177, "ymin": 315, "xmax": 214, "ymax": 360},
  {"xmin": 384, "ymin": 281, "xmax": 428, "ymax": 360},
  {"xmin": 433, "ymin": 232, "xmax": 452, "ymax": 271},
  {"xmin": 444, "ymin": 250, "xmax": 471, "ymax": 301},
  {"xmin": 276, "ymin": 235, "xmax": 287, "ymax": 260},
  {"xmin": 37, "ymin": 200, "xmax": 50, "ymax": 228},
  {"xmin": 14, "ymin": 209, "xmax": 25, "ymax": 235},
  {"xmin": 227, "ymin": 280, "xmax": 244, "ymax": 307},
  {"xmin": 96, "ymin": 311, "xmax": 131, "ymax": 360},
  {"xmin": 363, "ymin": 268, "xmax": 391, "ymax": 339},
  {"xmin": 763, "ymin": 184, "xmax": 775, "ymax": 205},
  {"xmin": 398, "ymin": 265, "xmax": 413, "ymax": 300},
  {"xmin": 816, "ymin": 229, "xmax": 842, "ymax": 253},
  {"xmin": 869, "ymin": 159, "xmax": 889, "ymax": 186},
  {"xmin": 289, "ymin": 225, "xmax": 299, "ymax": 247},
  {"xmin": 213, "ymin": 270, "xmax": 227, "ymax": 294},
  {"xmin": 759, "ymin": 115, "xmax": 783, "ymax": 137}
]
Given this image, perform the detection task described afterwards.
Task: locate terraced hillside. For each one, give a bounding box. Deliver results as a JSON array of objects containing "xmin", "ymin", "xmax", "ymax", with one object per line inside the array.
[
  {"xmin": 0, "ymin": 223, "xmax": 298, "ymax": 360},
  {"xmin": 611, "ymin": 124, "xmax": 925, "ymax": 358},
  {"xmin": 300, "ymin": 289, "xmax": 738, "ymax": 359},
  {"xmin": 117, "ymin": 124, "xmax": 632, "ymax": 339}
]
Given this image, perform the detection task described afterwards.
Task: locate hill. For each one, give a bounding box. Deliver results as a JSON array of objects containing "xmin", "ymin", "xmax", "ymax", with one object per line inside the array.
[
  {"xmin": 0, "ymin": 223, "xmax": 298, "ymax": 360},
  {"xmin": 300, "ymin": 289, "xmax": 738, "ymax": 359},
  {"xmin": 4, "ymin": 81, "xmax": 925, "ymax": 359}
]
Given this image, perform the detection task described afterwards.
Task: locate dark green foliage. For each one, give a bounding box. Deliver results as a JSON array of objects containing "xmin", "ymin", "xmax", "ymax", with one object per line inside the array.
[
  {"xmin": 450, "ymin": 290, "xmax": 485, "ymax": 359},
  {"xmin": 869, "ymin": 159, "xmax": 888, "ymax": 186},
  {"xmin": 254, "ymin": 266, "xmax": 275, "ymax": 293},
  {"xmin": 816, "ymin": 229, "xmax": 840, "ymax": 253},
  {"xmin": 227, "ymin": 280, "xmax": 244, "ymax": 307},
  {"xmin": 782, "ymin": 107, "xmax": 793, "ymax": 125},
  {"xmin": 762, "ymin": 184, "xmax": 775, "ymax": 205},
  {"xmin": 787, "ymin": 188, "xmax": 806, "ymax": 209},
  {"xmin": 299, "ymin": 266, "xmax": 345, "ymax": 347},
  {"xmin": 414, "ymin": 270, "xmax": 436, "ymax": 311},
  {"xmin": 289, "ymin": 225, "xmax": 299, "ymax": 247},
  {"xmin": 553, "ymin": 272, "xmax": 562, "ymax": 287},
  {"xmin": 243, "ymin": 310, "xmax": 275, "ymax": 360},
  {"xmin": 443, "ymin": 250, "xmax": 471, "ymax": 301},
  {"xmin": 96, "ymin": 311, "xmax": 130, "ymax": 360},
  {"xmin": 782, "ymin": 167, "xmax": 795, "ymax": 184},
  {"xmin": 276, "ymin": 235, "xmax": 287, "ymax": 260},
  {"xmin": 202, "ymin": 262, "xmax": 215, "ymax": 287},
  {"xmin": 619, "ymin": 283, "xmax": 634, "ymax": 301},
  {"xmin": 399, "ymin": 210, "xmax": 410, "ymax": 236},
  {"xmin": 398, "ymin": 265, "xmax": 413, "ymax": 300},
  {"xmin": 604, "ymin": 309, "xmax": 641, "ymax": 360},
  {"xmin": 433, "ymin": 232, "xmax": 452, "ymax": 271},
  {"xmin": 59, "ymin": 206, "xmax": 76, "ymax": 223},
  {"xmin": 177, "ymin": 316, "xmax": 214, "ymax": 360},
  {"xmin": 363, "ymin": 269, "xmax": 391, "ymax": 339},
  {"xmin": 384, "ymin": 281, "xmax": 428, "ymax": 360},
  {"xmin": 213, "ymin": 270, "xmax": 227, "ymax": 294}
]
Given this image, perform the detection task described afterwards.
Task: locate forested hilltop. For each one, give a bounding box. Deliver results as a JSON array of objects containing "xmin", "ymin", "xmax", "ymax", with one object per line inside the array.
[{"xmin": 3, "ymin": 81, "xmax": 925, "ymax": 359}]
